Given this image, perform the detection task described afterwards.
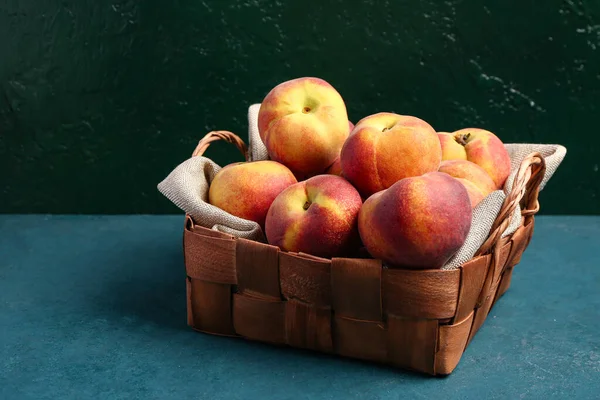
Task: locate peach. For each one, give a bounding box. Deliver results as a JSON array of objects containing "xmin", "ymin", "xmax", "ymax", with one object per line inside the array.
[
  {"xmin": 340, "ymin": 112, "xmax": 442, "ymax": 197},
  {"xmin": 438, "ymin": 128, "xmax": 511, "ymax": 189},
  {"xmin": 208, "ymin": 160, "xmax": 297, "ymax": 229},
  {"xmin": 325, "ymin": 157, "xmax": 343, "ymax": 176},
  {"xmin": 258, "ymin": 77, "xmax": 349, "ymax": 179},
  {"xmin": 348, "ymin": 120, "xmax": 355, "ymax": 132},
  {"xmin": 438, "ymin": 160, "xmax": 496, "ymax": 207},
  {"xmin": 454, "ymin": 179, "xmax": 487, "ymax": 208},
  {"xmin": 265, "ymin": 175, "xmax": 362, "ymax": 258},
  {"xmin": 359, "ymin": 172, "xmax": 471, "ymax": 269},
  {"xmin": 437, "ymin": 131, "xmax": 467, "ymax": 161},
  {"xmin": 324, "ymin": 121, "xmax": 354, "ymax": 177}
]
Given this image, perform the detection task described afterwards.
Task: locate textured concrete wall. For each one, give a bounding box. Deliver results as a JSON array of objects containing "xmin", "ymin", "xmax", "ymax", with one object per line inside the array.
[{"xmin": 1, "ymin": 0, "xmax": 597, "ymax": 214}]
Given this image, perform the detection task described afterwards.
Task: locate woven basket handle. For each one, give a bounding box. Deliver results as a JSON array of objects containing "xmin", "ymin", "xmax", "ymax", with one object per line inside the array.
[
  {"xmin": 476, "ymin": 152, "xmax": 546, "ymax": 256},
  {"xmin": 192, "ymin": 130, "xmax": 249, "ymax": 161}
]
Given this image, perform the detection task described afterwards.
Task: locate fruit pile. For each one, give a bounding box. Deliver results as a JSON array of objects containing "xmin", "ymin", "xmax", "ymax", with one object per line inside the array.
[{"xmin": 208, "ymin": 77, "xmax": 512, "ymax": 269}]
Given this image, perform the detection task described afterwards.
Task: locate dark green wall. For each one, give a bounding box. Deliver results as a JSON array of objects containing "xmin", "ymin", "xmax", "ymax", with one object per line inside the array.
[{"xmin": 1, "ymin": 1, "xmax": 597, "ymax": 214}]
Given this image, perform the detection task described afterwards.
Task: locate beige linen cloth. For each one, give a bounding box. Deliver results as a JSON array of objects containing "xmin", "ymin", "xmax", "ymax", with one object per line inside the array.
[{"xmin": 158, "ymin": 104, "xmax": 566, "ymax": 269}]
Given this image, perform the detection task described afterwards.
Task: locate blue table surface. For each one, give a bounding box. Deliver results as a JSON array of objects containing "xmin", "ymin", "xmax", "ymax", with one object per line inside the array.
[{"xmin": 1, "ymin": 215, "xmax": 599, "ymax": 399}]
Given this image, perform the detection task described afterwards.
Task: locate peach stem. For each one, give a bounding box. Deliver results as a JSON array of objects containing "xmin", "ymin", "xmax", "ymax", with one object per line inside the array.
[{"xmin": 456, "ymin": 133, "xmax": 471, "ymax": 145}]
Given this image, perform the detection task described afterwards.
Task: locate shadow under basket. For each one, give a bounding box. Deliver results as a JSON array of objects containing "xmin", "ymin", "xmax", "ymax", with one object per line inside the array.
[{"xmin": 181, "ymin": 131, "xmax": 547, "ymax": 376}]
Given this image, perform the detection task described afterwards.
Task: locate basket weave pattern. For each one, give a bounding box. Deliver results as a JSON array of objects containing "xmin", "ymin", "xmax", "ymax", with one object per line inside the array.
[{"xmin": 183, "ymin": 131, "xmax": 546, "ymax": 375}]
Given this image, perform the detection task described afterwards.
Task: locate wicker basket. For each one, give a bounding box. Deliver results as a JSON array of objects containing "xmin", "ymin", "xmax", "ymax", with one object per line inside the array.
[{"xmin": 182, "ymin": 131, "xmax": 546, "ymax": 376}]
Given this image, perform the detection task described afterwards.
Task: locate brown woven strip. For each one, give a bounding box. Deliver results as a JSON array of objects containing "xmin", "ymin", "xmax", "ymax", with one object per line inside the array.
[
  {"xmin": 524, "ymin": 218, "xmax": 536, "ymax": 247},
  {"xmin": 382, "ymin": 269, "xmax": 460, "ymax": 319},
  {"xmin": 189, "ymin": 280, "xmax": 236, "ymax": 336},
  {"xmin": 475, "ymin": 238, "xmax": 512, "ymax": 310},
  {"xmin": 331, "ymin": 257, "xmax": 382, "ymax": 321},
  {"xmin": 506, "ymin": 218, "xmax": 535, "ymax": 268},
  {"xmin": 333, "ymin": 316, "xmax": 387, "ymax": 361},
  {"xmin": 236, "ymin": 238, "xmax": 281, "ymax": 300},
  {"xmin": 496, "ymin": 268, "xmax": 514, "ymax": 299},
  {"xmin": 435, "ymin": 311, "xmax": 474, "ymax": 375},
  {"xmin": 454, "ymin": 255, "xmax": 490, "ymax": 322},
  {"xmin": 184, "ymin": 229, "xmax": 237, "ymax": 284},
  {"xmin": 469, "ymin": 289, "xmax": 496, "ymax": 344},
  {"xmin": 467, "ymin": 237, "xmax": 514, "ymax": 343},
  {"xmin": 491, "ymin": 238, "xmax": 514, "ymax": 286},
  {"xmin": 279, "ymin": 252, "xmax": 332, "ymax": 307},
  {"xmin": 285, "ymin": 300, "xmax": 333, "ymax": 353},
  {"xmin": 190, "ymin": 223, "xmax": 236, "ymax": 240},
  {"xmin": 232, "ymin": 294, "xmax": 286, "ymax": 344},
  {"xmin": 387, "ymin": 316, "xmax": 438, "ymax": 374}
]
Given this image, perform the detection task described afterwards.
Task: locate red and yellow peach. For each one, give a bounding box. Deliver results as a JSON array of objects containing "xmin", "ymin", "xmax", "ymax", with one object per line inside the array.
[
  {"xmin": 265, "ymin": 175, "xmax": 362, "ymax": 258},
  {"xmin": 438, "ymin": 159, "xmax": 496, "ymax": 207},
  {"xmin": 208, "ymin": 160, "xmax": 297, "ymax": 229},
  {"xmin": 358, "ymin": 172, "xmax": 472, "ymax": 269},
  {"xmin": 258, "ymin": 77, "xmax": 349, "ymax": 179},
  {"xmin": 438, "ymin": 128, "xmax": 511, "ymax": 189},
  {"xmin": 340, "ymin": 112, "xmax": 442, "ymax": 197}
]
